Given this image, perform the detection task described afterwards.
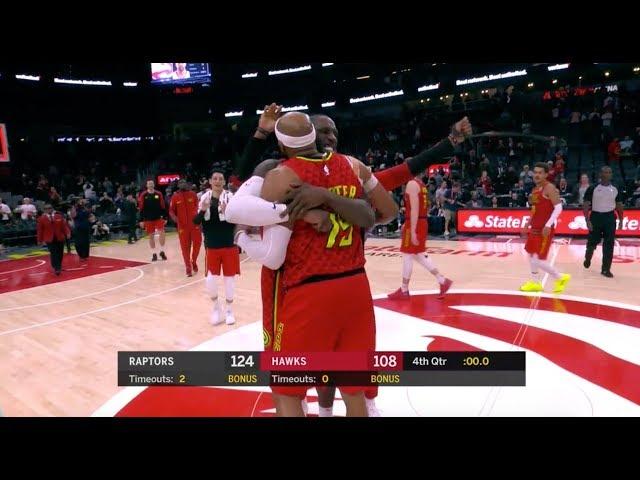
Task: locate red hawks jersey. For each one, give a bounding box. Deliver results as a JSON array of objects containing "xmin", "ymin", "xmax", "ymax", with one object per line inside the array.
[
  {"xmin": 280, "ymin": 152, "xmax": 365, "ymax": 289},
  {"xmin": 529, "ymin": 182, "xmax": 555, "ymax": 230},
  {"xmin": 404, "ymin": 178, "xmax": 428, "ymax": 226}
]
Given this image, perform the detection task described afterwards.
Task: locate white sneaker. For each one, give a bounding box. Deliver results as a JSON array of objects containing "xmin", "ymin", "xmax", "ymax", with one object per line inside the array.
[
  {"xmin": 225, "ymin": 311, "xmax": 236, "ymax": 325},
  {"xmin": 366, "ymin": 398, "xmax": 381, "ymax": 417},
  {"xmin": 210, "ymin": 307, "xmax": 224, "ymax": 326}
]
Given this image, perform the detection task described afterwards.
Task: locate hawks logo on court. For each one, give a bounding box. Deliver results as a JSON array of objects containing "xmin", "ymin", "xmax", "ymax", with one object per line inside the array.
[{"xmin": 94, "ymin": 291, "xmax": 640, "ymax": 417}]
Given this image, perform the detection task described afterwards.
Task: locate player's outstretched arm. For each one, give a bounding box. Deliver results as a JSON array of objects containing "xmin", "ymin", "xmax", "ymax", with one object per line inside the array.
[
  {"xmin": 353, "ymin": 158, "xmax": 398, "ymax": 224},
  {"xmin": 235, "ymin": 104, "xmax": 283, "ymax": 181},
  {"xmin": 404, "ymin": 117, "xmax": 473, "ymax": 177}
]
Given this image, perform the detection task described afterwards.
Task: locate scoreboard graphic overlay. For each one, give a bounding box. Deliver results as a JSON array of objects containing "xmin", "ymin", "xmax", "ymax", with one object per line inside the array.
[{"xmin": 119, "ymin": 351, "xmax": 526, "ymax": 388}]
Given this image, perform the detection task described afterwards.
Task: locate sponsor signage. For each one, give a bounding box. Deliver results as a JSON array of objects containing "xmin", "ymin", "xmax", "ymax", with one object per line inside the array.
[{"xmin": 457, "ymin": 209, "xmax": 640, "ymax": 237}]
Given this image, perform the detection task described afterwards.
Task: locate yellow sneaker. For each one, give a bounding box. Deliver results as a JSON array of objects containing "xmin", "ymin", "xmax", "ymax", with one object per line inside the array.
[
  {"xmin": 553, "ymin": 274, "xmax": 571, "ymax": 293},
  {"xmin": 520, "ymin": 281, "xmax": 543, "ymax": 292}
]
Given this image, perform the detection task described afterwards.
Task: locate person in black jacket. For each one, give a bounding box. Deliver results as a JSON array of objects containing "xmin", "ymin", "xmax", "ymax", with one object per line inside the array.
[
  {"xmin": 122, "ymin": 194, "xmax": 139, "ymax": 244},
  {"xmin": 70, "ymin": 198, "xmax": 92, "ymax": 261}
]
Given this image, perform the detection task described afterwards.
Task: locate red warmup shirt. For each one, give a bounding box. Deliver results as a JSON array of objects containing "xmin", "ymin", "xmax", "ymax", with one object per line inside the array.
[{"xmin": 169, "ymin": 190, "xmax": 199, "ymax": 228}]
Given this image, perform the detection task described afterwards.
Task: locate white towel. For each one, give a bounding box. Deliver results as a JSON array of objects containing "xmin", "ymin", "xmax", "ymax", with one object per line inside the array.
[{"xmin": 199, "ymin": 189, "xmax": 213, "ymax": 221}]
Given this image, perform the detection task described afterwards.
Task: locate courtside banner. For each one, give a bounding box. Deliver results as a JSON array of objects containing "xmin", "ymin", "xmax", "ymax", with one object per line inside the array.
[
  {"xmin": 457, "ymin": 208, "xmax": 640, "ymax": 237},
  {"xmin": 157, "ymin": 173, "xmax": 181, "ymax": 185},
  {"xmin": 0, "ymin": 124, "xmax": 9, "ymax": 163}
]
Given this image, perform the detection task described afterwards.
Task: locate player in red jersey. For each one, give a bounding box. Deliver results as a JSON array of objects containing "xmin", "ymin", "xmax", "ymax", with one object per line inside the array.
[
  {"xmin": 227, "ymin": 110, "xmax": 471, "ymax": 416},
  {"xmin": 387, "ymin": 176, "xmax": 452, "ymax": 300},
  {"xmin": 258, "ymin": 112, "xmax": 377, "ymax": 417},
  {"xmin": 169, "ymin": 178, "xmax": 202, "ymax": 276},
  {"xmin": 138, "ymin": 180, "xmax": 168, "ymax": 262},
  {"xmin": 520, "ymin": 162, "xmax": 571, "ymax": 293}
]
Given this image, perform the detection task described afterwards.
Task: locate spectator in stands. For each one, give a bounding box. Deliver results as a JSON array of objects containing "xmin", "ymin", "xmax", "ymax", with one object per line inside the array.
[
  {"xmin": 469, "ymin": 191, "xmax": 483, "ymax": 208},
  {"xmin": 479, "ymin": 154, "xmax": 491, "ymax": 177},
  {"xmin": 83, "ymin": 181, "xmax": 96, "ymax": 201},
  {"xmin": 49, "ymin": 186, "xmax": 62, "ymax": 207},
  {"xmin": 0, "ymin": 198, "xmax": 12, "ymax": 224},
  {"xmin": 520, "ymin": 164, "xmax": 534, "ymax": 185},
  {"xmin": 554, "ymin": 153, "xmax": 566, "ymax": 177},
  {"xmin": 114, "ymin": 187, "xmax": 125, "ymax": 211},
  {"xmin": 601, "ymin": 108, "xmax": 614, "ymax": 138},
  {"xmin": 14, "ymin": 197, "xmax": 37, "ymax": 221},
  {"xmin": 607, "ymin": 137, "xmax": 621, "ymax": 163},
  {"xmin": 443, "ymin": 182, "xmax": 464, "ymax": 238},
  {"xmin": 103, "ymin": 177, "xmax": 114, "ymax": 196},
  {"xmin": 35, "ymin": 181, "xmax": 49, "ymax": 202},
  {"xmin": 98, "ymin": 192, "xmax": 115, "ymax": 214},
  {"xmin": 635, "ymin": 163, "xmax": 640, "ymax": 187},
  {"xmin": 491, "ymin": 195, "xmax": 499, "ymax": 208},
  {"xmin": 92, "ymin": 220, "xmax": 110, "ymax": 240},
  {"xmin": 572, "ymin": 173, "xmax": 591, "ymax": 206},
  {"xmin": 505, "ymin": 165, "xmax": 519, "ymax": 187},
  {"xmin": 435, "ymin": 181, "xmax": 448, "ymax": 208},
  {"xmin": 558, "ymin": 177, "xmax": 571, "ymax": 203},
  {"xmin": 477, "ymin": 170, "xmax": 493, "ymax": 197},
  {"xmin": 509, "ymin": 191, "xmax": 526, "ymax": 207},
  {"xmin": 547, "ymin": 160, "xmax": 558, "ymax": 184}
]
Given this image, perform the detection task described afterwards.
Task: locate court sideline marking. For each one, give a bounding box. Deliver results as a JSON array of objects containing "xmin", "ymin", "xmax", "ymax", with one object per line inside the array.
[
  {"xmin": 0, "ymin": 260, "xmax": 46, "ymax": 276},
  {"xmin": 0, "ymin": 268, "xmax": 145, "ymax": 312},
  {"xmin": 0, "ymin": 258, "xmax": 250, "ymax": 337}
]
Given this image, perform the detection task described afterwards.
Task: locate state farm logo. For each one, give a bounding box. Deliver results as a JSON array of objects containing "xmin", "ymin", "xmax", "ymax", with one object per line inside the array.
[
  {"xmin": 566, "ymin": 214, "xmax": 640, "ymax": 232},
  {"xmin": 464, "ymin": 215, "xmax": 484, "ymax": 228},
  {"xmin": 463, "ymin": 214, "xmax": 530, "ymax": 229},
  {"xmin": 568, "ymin": 215, "xmax": 588, "ymax": 231}
]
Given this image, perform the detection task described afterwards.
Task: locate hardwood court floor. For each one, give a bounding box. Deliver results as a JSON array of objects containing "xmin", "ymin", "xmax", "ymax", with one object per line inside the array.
[{"xmin": 1, "ymin": 233, "xmax": 638, "ymax": 416}]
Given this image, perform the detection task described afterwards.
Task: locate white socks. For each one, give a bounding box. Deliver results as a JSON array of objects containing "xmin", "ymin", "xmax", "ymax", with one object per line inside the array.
[
  {"xmin": 530, "ymin": 254, "xmax": 561, "ymax": 281},
  {"xmin": 402, "ymin": 254, "xmax": 446, "ymax": 291},
  {"xmin": 414, "ymin": 255, "xmax": 446, "ymax": 284},
  {"xmin": 206, "ymin": 273, "xmax": 219, "ymax": 301}
]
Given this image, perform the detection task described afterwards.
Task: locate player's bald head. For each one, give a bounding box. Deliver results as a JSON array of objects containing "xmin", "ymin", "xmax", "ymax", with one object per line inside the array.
[
  {"xmin": 274, "ymin": 112, "xmax": 318, "ymax": 156},
  {"xmin": 276, "ymin": 112, "xmax": 314, "ymax": 137}
]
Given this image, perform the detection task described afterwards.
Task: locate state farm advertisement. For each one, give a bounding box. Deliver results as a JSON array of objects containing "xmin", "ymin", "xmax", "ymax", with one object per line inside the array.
[{"xmin": 457, "ymin": 209, "xmax": 640, "ymax": 237}]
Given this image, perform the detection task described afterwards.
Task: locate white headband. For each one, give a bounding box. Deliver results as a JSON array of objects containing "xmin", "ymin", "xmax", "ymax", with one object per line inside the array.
[{"xmin": 274, "ymin": 118, "xmax": 317, "ymax": 148}]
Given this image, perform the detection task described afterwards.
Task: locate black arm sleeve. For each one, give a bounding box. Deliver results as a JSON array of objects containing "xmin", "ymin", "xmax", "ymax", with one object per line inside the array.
[
  {"xmin": 406, "ymin": 139, "xmax": 455, "ymax": 176},
  {"xmin": 583, "ymin": 185, "xmax": 595, "ymax": 203},
  {"xmin": 193, "ymin": 211, "xmax": 205, "ymax": 226},
  {"xmin": 236, "ymin": 136, "xmax": 268, "ymax": 181}
]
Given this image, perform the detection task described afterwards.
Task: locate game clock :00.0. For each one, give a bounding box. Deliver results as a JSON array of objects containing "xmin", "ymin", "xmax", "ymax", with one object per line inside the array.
[{"xmin": 462, "ymin": 356, "xmax": 490, "ymax": 367}]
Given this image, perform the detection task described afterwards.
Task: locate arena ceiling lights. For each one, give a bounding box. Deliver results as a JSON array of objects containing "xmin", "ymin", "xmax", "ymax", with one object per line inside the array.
[
  {"xmin": 547, "ymin": 63, "xmax": 570, "ymax": 71},
  {"xmin": 242, "ymin": 73, "xmax": 258, "ymax": 78},
  {"xmin": 15, "ymin": 74, "xmax": 40, "ymax": 81},
  {"xmin": 455, "ymin": 69, "xmax": 527, "ymax": 86},
  {"xmin": 54, "ymin": 78, "xmax": 112, "ymax": 86},
  {"xmin": 349, "ymin": 90, "xmax": 404, "ymax": 104},
  {"xmin": 321, "ymin": 101, "xmax": 336, "ymax": 108},
  {"xmin": 224, "ymin": 111, "xmax": 243, "ymax": 117},
  {"xmin": 322, "ymin": 63, "xmax": 334, "ymax": 67},
  {"xmin": 417, "ymin": 83, "xmax": 439, "ymax": 92},
  {"xmin": 268, "ymin": 65, "xmax": 312, "ymax": 76},
  {"xmin": 256, "ymin": 105, "xmax": 309, "ymax": 114},
  {"xmin": 123, "ymin": 82, "xmax": 138, "ymax": 87}
]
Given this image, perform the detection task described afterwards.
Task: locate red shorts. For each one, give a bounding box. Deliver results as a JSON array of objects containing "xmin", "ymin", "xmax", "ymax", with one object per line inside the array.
[
  {"xmin": 261, "ymin": 267, "xmax": 280, "ymax": 351},
  {"xmin": 144, "ymin": 219, "xmax": 166, "ymax": 235},
  {"xmin": 525, "ymin": 228, "xmax": 554, "ymax": 260},
  {"xmin": 270, "ymin": 272, "xmax": 375, "ymax": 398},
  {"xmin": 206, "ymin": 246, "xmax": 241, "ymax": 276},
  {"xmin": 400, "ymin": 218, "xmax": 427, "ymax": 254}
]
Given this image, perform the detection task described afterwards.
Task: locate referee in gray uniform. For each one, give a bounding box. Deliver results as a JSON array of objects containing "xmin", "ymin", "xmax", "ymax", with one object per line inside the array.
[{"xmin": 583, "ymin": 166, "xmax": 625, "ymax": 277}]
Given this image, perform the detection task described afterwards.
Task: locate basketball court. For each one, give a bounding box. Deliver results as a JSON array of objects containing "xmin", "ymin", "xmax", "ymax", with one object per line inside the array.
[{"xmin": 1, "ymin": 232, "xmax": 639, "ymax": 417}]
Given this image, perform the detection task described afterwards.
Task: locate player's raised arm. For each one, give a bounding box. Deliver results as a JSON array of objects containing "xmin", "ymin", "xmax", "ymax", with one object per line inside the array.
[{"xmin": 351, "ymin": 157, "xmax": 398, "ymax": 224}]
